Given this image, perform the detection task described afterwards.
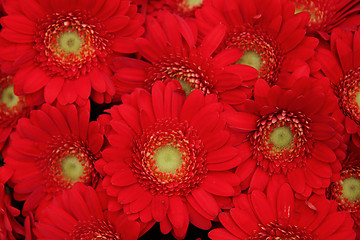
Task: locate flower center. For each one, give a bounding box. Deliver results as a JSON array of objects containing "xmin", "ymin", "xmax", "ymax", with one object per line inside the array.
[
  {"xmin": 0, "ymin": 75, "xmax": 27, "ymax": 117},
  {"xmin": 269, "ymin": 126, "xmax": 294, "ymax": 149},
  {"xmin": 58, "ymin": 31, "xmax": 83, "ymax": 53},
  {"xmin": 61, "ymin": 155, "xmax": 85, "ymax": 182},
  {"xmin": 132, "ymin": 118, "xmax": 207, "ymax": 196},
  {"xmin": 337, "ymin": 67, "xmax": 360, "ymax": 124},
  {"xmin": 184, "ymin": 0, "xmax": 203, "ymax": 7},
  {"xmin": 328, "ymin": 166, "xmax": 360, "ymax": 212},
  {"xmin": 292, "ymin": 0, "xmax": 329, "ymax": 31},
  {"xmin": 40, "ymin": 136, "xmax": 99, "ymax": 193},
  {"xmin": 251, "ymin": 110, "xmax": 311, "ymax": 174},
  {"xmin": 236, "ymin": 50, "xmax": 262, "ymax": 71},
  {"xmin": 342, "ymin": 177, "xmax": 360, "ymax": 202},
  {"xmin": 154, "ymin": 145, "xmax": 183, "ymax": 173},
  {"xmin": 70, "ymin": 219, "xmax": 120, "ymax": 240},
  {"xmin": 35, "ymin": 11, "xmax": 109, "ymax": 79},
  {"xmin": 1, "ymin": 85, "xmax": 19, "ymax": 109},
  {"xmin": 226, "ymin": 26, "xmax": 283, "ymax": 85},
  {"xmin": 250, "ymin": 221, "xmax": 314, "ymax": 240},
  {"xmin": 146, "ymin": 54, "xmax": 215, "ymax": 95}
]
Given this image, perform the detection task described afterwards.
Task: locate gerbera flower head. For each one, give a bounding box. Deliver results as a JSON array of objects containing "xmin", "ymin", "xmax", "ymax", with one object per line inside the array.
[
  {"xmin": 4, "ymin": 103, "xmax": 104, "ymax": 214},
  {"xmin": 327, "ymin": 148, "xmax": 360, "ymax": 235},
  {"xmin": 0, "ymin": 71, "xmax": 32, "ymax": 151},
  {"xmin": 35, "ymin": 182, "xmax": 152, "ymax": 240},
  {"xmin": 315, "ymin": 27, "xmax": 360, "ymax": 147},
  {"xmin": 112, "ymin": 10, "xmax": 258, "ymax": 108},
  {"xmin": 292, "ymin": 0, "xmax": 360, "ymax": 38},
  {"xmin": 209, "ymin": 182, "xmax": 356, "ymax": 240},
  {"xmin": 0, "ymin": 0, "xmax": 145, "ymax": 105},
  {"xmin": 226, "ymin": 77, "xmax": 345, "ymax": 199},
  {"xmin": 0, "ymin": 166, "xmax": 24, "ymax": 240},
  {"xmin": 195, "ymin": 0, "xmax": 319, "ymax": 88},
  {"xmin": 97, "ymin": 80, "xmax": 241, "ymax": 239}
]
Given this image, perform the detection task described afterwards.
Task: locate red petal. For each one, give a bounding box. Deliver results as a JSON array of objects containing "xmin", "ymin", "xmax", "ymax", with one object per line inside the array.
[
  {"xmin": 111, "ymin": 168, "xmax": 137, "ymax": 186},
  {"xmin": 311, "ymin": 142, "xmax": 336, "ymax": 163},
  {"xmin": 199, "ymin": 24, "xmax": 226, "ymax": 58},
  {"xmin": 151, "ymin": 195, "xmax": 168, "ymax": 222},
  {"xmin": 218, "ymin": 212, "xmax": 247, "ymax": 238},
  {"xmin": 230, "ymin": 208, "xmax": 260, "ymax": 235},
  {"xmin": 168, "ymin": 196, "xmax": 187, "ymax": 229},
  {"xmin": 249, "ymin": 168, "xmax": 269, "ymax": 192},
  {"xmin": 222, "ymin": 111, "xmax": 258, "ymax": 131},
  {"xmin": 251, "ymin": 191, "xmax": 275, "ymax": 225},
  {"xmin": 23, "ymin": 67, "xmax": 49, "ymax": 94},
  {"xmin": 277, "ymin": 183, "xmax": 294, "ymax": 224},
  {"xmin": 287, "ymin": 167, "xmax": 306, "ymax": 194},
  {"xmin": 208, "ymin": 228, "xmax": 239, "ymax": 240},
  {"xmin": 202, "ymin": 173, "xmax": 234, "ymax": 196},
  {"xmin": 112, "ymin": 37, "xmax": 137, "ymax": 53},
  {"xmin": 44, "ymin": 77, "xmax": 64, "ymax": 104},
  {"xmin": 307, "ymin": 158, "xmax": 332, "ymax": 178},
  {"xmin": 191, "ymin": 188, "xmax": 219, "ymax": 218}
]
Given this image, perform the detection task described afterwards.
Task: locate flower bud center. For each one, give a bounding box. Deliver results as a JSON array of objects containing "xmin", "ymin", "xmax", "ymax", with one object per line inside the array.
[{"xmin": 58, "ymin": 31, "xmax": 83, "ymax": 54}]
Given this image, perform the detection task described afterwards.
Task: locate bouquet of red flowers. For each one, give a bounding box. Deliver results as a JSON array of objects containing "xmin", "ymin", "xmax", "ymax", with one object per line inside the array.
[{"xmin": 0, "ymin": 0, "xmax": 360, "ymax": 239}]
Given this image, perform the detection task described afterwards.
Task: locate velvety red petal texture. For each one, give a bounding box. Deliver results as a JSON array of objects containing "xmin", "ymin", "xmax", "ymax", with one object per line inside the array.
[
  {"xmin": 112, "ymin": 10, "xmax": 257, "ymax": 107},
  {"xmin": 229, "ymin": 76, "xmax": 345, "ymax": 199},
  {"xmin": 209, "ymin": 183, "xmax": 355, "ymax": 239},
  {"xmin": 34, "ymin": 182, "xmax": 152, "ymax": 240},
  {"xmin": 4, "ymin": 103, "xmax": 103, "ymax": 214},
  {"xmin": 0, "ymin": 0, "xmax": 144, "ymax": 105},
  {"xmin": 98, "ymin": 80, "xmax": 241, "ymax": 239}
]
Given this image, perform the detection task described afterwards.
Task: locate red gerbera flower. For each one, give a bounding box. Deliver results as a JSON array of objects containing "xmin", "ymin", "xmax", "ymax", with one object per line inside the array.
[
  {"xmin": 4, "ymin": 103, "xmax": 104, "ymax": 214},
  {"xmin": 292, "ymin": 0, "xmax": 360, "ymax": 39},
  {"xmin": 196, "ymin": 0, "xmax": 318, "ymax": 90},
  {"xmin": 209, "ymin": 182, "xmax": 356, "ymax": 240},
  {"xmin": 112, "ymin": 10, "xmax": 257, "ymax": 107},
  {"xmin": 225, "ymin": 77, "xmax": 345, "ymax": 199},
  {"xmin": 315, "ymin": 27, "xmax": 360, "ymax": 148},
  {"xmin": 35, "ymin": 182, "xmax": 152, "ymax": 240},
  {"xmin": 96, "ymin": 80, "xmax": 241, "ymax": 239},
  {"xmin": 0, "ymin": 71, "xmax": 32, "ymax": 152},
  {"xmin": 327, "ymin": 148, "xmax": 360, "ymax": 238},
  {"xmin": 0, "ymin": 166, "xmax": 24, "ymax": 240},
  {"xmin": 0, "ymin": 0, "xmax": 144, "ymax": 105}
]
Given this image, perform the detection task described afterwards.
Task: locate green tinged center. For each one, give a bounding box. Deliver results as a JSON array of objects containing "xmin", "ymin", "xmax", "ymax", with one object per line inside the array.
[
  {"xmin": 186, "ymin": 0, "xmax": 203, "ymax": 7},
  {"xmin": 236, "ymin": 51, "xmax": 262, "ymax": 71},
  {"xmin": 61, "ymin": 156, "xmax": 84, "ymax": 182},
  {"xmin": 355, "ymin": 91, "xmax": 360, "ymax": 107},
  {"xmin": 1, "ymin": 85, "xmax": 19, "ymax": 108},
  {"xmin": 178, "ymin": 79, "xmax": 193, "ymax": 97},
  {"xmin": 58, "ymin": 31, "xmax": 82, "ymax": 53},
  {"xmin": 342, "ymin": 177, "xmax": 360, "ymax": 202},
  {"xmin": 269, "ymin": 126, "xmax": 294, "ymax": 149},
  {"xmin": 154, "ymin": 145, "xmax": 182, "ymax": 173}
]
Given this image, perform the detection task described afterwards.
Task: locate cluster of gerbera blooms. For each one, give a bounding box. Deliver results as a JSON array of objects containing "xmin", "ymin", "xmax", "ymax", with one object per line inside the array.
[{"xmin": 0, "ymin": 0, "xmax": 360, "ymax": 239}]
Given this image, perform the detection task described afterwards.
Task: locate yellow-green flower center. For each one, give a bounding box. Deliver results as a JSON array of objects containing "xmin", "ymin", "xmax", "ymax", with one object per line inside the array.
[
  {"xmin": 154, "ymin": 145, "xmax": 183, "ymax": 174},
  {"xmin": 269, "ymin": 126, "xmax": 294, "ymax": 149},
  {"xmin": 61, "ymin": 155, "xmax": 85, "ymax": 182},
  {"xmin": 236, "ymin": 50, "xmax": 262, "ymax": 71},
  {"xmin": 185, "ymin": 0, "xmax": 203, "ymax": 7},
  {"xmin": 178, "ymin": 79, "xmax": 193, "ymax": 97},
  {"xmin": 58, "ymin": 31, "xmax": 83, "ymax": 54},
  {"xmin": 342, "ymin": 176, "xmax": 360, "ymax": 202},
  {"xmin": 1, "ymin": 85, "xmax": 19, "ymax": 109}
]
